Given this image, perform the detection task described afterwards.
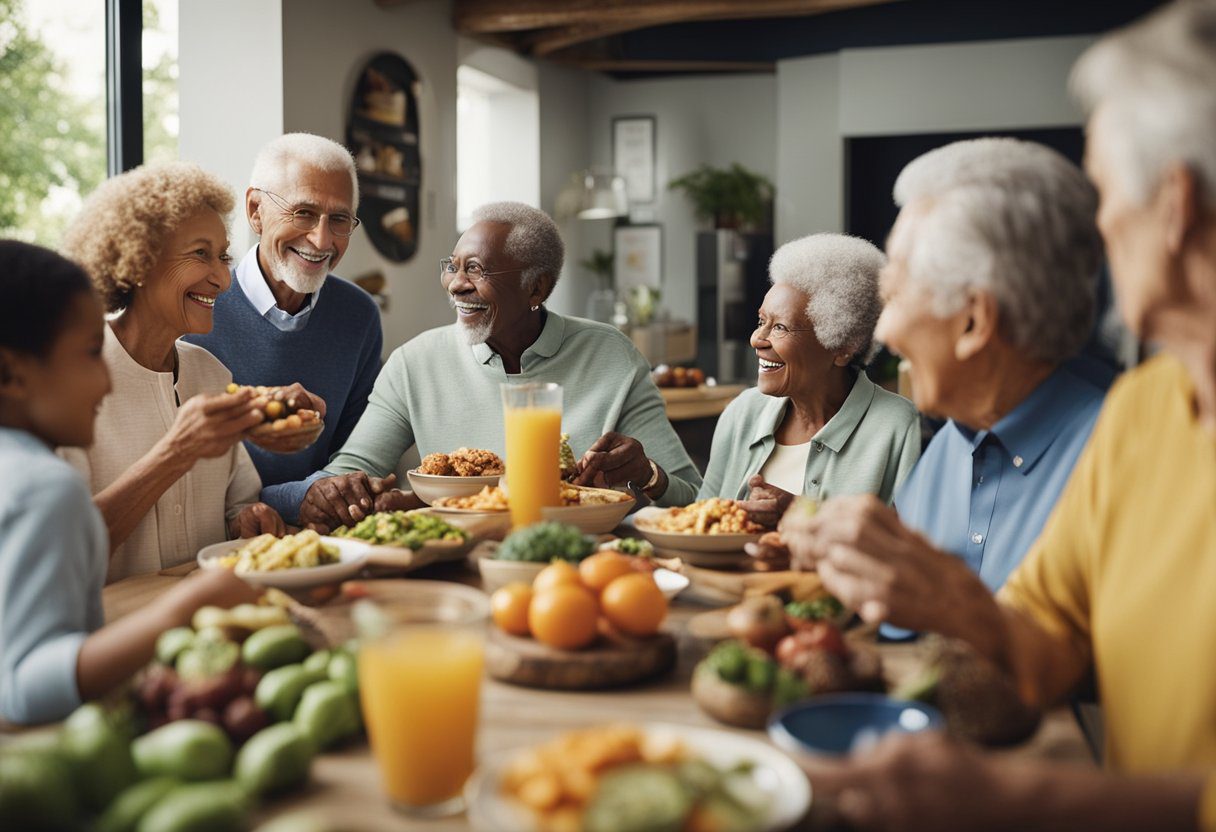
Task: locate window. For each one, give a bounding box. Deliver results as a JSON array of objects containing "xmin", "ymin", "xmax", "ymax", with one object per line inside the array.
[
  {"xmin": 456, "ymin": 64, "xmax": 539, "ymax": 231},
  {"xmin": 0, "ymin": 0, "xmax": 176, "ymax": 246}
]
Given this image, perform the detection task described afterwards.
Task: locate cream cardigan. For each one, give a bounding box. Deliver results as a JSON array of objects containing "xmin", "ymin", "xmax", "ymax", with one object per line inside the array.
[{"xmin": 61, "ymin": 326, "xmax": 261, "ymax": 582}]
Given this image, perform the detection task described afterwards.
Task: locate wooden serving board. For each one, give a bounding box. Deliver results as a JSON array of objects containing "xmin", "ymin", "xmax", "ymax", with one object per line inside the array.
[{"xmin": 485, "ymin": 627, "xmax": 677, "ymax": 690}]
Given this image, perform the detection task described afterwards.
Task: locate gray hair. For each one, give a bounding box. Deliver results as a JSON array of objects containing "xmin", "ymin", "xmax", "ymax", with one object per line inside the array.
[
  {"xmin": 471, "ymin": 201, "xmax": 565, "ymax": 298},
  {"xmin": 249, "ymin": 133, "xmax": 359, "ymax": 210},
  {"xmin": 769, "ymin": 233, "xmax": 886, "ymax": 364},
  {"xmin": 893, "ymin": 138, "xmax": 1101, "ymax": 364},
  {"xmin": 1071, "ymin": 0, "xmax": 1216, "ymax": 209}
]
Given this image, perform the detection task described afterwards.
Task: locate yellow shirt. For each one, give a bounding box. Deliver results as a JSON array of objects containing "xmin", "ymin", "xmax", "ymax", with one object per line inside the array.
[{"xmin": 1000, "ymin": 355, "xmax": 1216, "ymax": 825}]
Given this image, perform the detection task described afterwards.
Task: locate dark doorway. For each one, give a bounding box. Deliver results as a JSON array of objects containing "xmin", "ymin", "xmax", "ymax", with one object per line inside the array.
[{"xmin": 845, "ymin": 126, "xmax": 1085, "ymax": 247}]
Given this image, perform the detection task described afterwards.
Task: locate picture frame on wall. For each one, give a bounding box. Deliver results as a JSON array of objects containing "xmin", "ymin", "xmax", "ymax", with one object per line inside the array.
[
  {"xmin": 612, "ymin": 116, "xmax": 656, "ymax": 204},
  {"xmin": 614, "ymin": 224, "xmax": 662, "ymax": 291}
]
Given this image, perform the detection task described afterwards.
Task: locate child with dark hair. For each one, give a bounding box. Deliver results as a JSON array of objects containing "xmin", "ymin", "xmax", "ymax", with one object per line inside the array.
[{"xmin": 0, "ymin": 240, "xmax": 261, "ymax": 724}]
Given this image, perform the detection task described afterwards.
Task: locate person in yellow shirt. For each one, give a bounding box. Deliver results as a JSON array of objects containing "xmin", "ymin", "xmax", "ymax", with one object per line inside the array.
[{"xmin": 779, "ymin": 1, "xmax": 1216, "ymax": 828}]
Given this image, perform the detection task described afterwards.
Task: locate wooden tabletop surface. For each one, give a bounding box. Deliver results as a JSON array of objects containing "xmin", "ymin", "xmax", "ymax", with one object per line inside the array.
[{"xmin": 101, "ymin": 559, "xmax": 1094, "ymax": 830}]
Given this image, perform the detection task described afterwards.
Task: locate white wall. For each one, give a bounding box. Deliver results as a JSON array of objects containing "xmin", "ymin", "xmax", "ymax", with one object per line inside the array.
[
  {"xmin": 585, "ymin": 74, "xmax": 778, "ymax": 322},
  {"xmin": 179, "ymin": 0, "xmax": 284, "ymax": 257},
  {"xmin": 775, "ymin": 35, "xmax": 1095, "ymax": 245}
]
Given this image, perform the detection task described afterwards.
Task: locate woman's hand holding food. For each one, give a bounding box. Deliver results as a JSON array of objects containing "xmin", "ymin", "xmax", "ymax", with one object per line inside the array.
[
  {"xmin": 780, "ymin": 494, "xmax": 996, "ymax": 641},
  {"xmin": 300, "ymin": 472, "xmax": 422, "ymax": 534},
  {"xmin": 228, "ymin": 501, "xmax": 287, "ymax": 539},
  {"xmin": 160, "ymin": 388, "xmax": 264, "ymax": 465},
  {"xmin": 273, "ymin": 382, "xmax": 326, "ymax": 419},
  {"xmin": 159, "ymin": 567, "xmax": 264, "ymax": 627},
  {"xmin": 574, "ymin": 432, "xmax": 666, "ymax": 496},
  {"xmin": 738, "ymin": 475, "xmax": 795, "ymax": 529}
]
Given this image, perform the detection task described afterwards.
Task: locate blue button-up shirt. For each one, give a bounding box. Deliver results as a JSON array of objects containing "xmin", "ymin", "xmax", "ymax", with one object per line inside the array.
[
  {"xmin": 895, "ymin": 365, "xmax": 1106, "ymax": 590},
  {"xmin": 235, "ymin": 246, "xmax": 319, "ymax": 332}
]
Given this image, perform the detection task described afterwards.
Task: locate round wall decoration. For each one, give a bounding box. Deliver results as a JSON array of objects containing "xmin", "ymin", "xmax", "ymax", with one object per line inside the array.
[{"xmin": 346, "ymin": 51, "xmax": 421, "ymax": 263}]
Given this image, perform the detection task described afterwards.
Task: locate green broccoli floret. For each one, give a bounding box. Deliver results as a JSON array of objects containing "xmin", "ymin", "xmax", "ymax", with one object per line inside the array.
[
  {"xmin": 495, "ymin": 522, "xmax": 595, "ymax": 563},
  {"xmin": 785, "ymin": 596, "xmax": 845, "ymax": 621}
]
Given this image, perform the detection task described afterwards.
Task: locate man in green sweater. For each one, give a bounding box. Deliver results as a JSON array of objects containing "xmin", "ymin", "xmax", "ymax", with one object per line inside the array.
[{"xmin": 297, "ymin": 202, "xmax": 701, "ymax": 530}]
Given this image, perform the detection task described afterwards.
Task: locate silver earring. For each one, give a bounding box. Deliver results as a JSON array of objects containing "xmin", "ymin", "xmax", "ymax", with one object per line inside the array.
[{"xmin": 531, "ymin": 305, "xmax": 539, "ymax": 312}]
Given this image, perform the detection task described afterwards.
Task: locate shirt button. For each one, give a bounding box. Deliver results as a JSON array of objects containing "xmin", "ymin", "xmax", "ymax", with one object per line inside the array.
[
  {"xmin": 811, "ymin": 478, "xmax": 819, "ymax": 486},
  {"xmin": 1012, "ymin": 455, "xmax": 1024, "ymax": 468},
  {"xmin": 174, "ymin": 504, "xmax": 183, "ymax": 516},
  {"xmin": 977, "ymin": 476, "xmax": 984, "ymax": 484},
  {"xmin": 970, "ymin": 532, "xmax": 984, "ymax": 544},
  {"xmin": 813, "ymin": 442, "xmax": 823, "ymax": 452}
]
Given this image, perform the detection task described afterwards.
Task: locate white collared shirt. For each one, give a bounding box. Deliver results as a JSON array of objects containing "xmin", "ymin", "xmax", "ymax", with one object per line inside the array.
[{"xmin": 235, "ymin": 245, "xmax": 321, "ymax": 332}]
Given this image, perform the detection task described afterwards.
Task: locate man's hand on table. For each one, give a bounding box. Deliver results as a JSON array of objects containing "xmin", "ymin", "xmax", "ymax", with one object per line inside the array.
[
  {"xmin": 573, "ymin": 432, "xmax": 666, "ymax": 497},
  {"xmin": 229, "ymin": 502, "xmax": 286, "ymax": 539},
  {"xmin": 779, "ymin": 494, "xmax": 995, "ymax": 637},
  {"xmin": 300, "ymin": 472, "xmax": 423, "ymax": 534}
]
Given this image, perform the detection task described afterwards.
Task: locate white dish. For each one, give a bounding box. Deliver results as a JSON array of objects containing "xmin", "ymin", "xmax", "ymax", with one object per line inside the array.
[
  {"xmin": 652, "ymin": 567, "xmax": 690, "ymax": 601},
  {"xmin": 541, "ymin": 498, "xmax": 635, "ymax": 534},
  {"xmin": 466, "ymin": 722, "xmax": 811, "ymax": 832},
  {"xmin": 407, "ymin": 470, "xmax": 501, "ymax": 506},
  {"xmin": 631, "ymin": 506, "xmax": 762, "ymax": 554},
  {"xmin": 196, "ymin": 536, "xmax": 370, "ymax": 589}
]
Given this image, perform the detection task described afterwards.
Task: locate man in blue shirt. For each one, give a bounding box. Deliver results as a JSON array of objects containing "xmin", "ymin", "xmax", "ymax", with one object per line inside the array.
[{"xmin": 186, "ymin": 134, "xmax": 382, "ymax": 522}]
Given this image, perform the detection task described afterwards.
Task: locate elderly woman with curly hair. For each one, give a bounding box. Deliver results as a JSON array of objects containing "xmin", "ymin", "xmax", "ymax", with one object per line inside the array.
[
  {"xmin": 61, "ymin": 162, "xmax": 291, "ymax": 581},
  {"xmin": 698, "ymin": 232, "xmax": 920, "ymax": 528}
]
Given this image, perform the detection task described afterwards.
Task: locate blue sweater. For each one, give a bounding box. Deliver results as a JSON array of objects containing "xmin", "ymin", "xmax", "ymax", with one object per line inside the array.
[{"xmin": 185, "ymin": 274, "xmax": 382, "ymax": 519}]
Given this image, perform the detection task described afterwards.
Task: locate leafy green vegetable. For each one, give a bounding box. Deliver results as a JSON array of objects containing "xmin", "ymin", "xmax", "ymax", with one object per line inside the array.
[
  {"xmin": 773, "ymin": 667, "xmax": 809, "ymax": 707},
  {"xmin": 495, "ymin": 522, "xmax": 595, "ymax": 563},
  {"xmin": 785, "ymin": 596, "xmax": 845, "ymax": 622},
  {"xmin": 615, "ymin": 537, "xmax": 651, "ymax": 556},
  {"xmin": 333, "ymin": 511, "xmax": 467, "ymax": 549}
]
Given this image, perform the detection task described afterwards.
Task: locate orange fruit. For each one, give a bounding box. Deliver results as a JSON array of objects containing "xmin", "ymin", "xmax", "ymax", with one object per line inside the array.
[
  {"xmin": 491, "ymin": 582, "xmax": 533, "ymax": 636},
  {"xmin": 528, "ymin": 585, "xmax": 599, "ymax": 650},
  {"xmin": 600, "ymin": 573, "xmax": 667, "ymax": 637},
  {"xmin": 532, "ymin": 560, "xmax": 584, "ymax": 593},
  {"xmin": 578, "ymin": 551, "xmax": 635, "ymax": 595}
]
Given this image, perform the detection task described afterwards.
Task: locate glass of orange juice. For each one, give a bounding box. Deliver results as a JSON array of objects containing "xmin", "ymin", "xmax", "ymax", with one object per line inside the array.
[
  {"xmin": 357, "ymin": 582, "xmax": 491, "ymax": 817},
  {"xmin": 501, "ymin": 382, "xmax": 563, "ymax": 529}
]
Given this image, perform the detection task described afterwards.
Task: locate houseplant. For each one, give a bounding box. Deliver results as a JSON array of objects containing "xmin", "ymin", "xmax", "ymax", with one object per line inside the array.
[{"xmin": 668, "ymin": 163, "xmax": 774, "ymax": 230}]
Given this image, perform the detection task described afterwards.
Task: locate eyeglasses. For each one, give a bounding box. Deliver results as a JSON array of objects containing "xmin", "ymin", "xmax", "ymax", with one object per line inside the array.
[
  {"xmin": 754, "ymin": 317, "xmax": 815, "ymax": 341},
  {"xmin": 440, "ymin": 257, "xmax": 523, "ymax": 283},
  {"xmin": 254, "ymin": 188, "xmax": 361, "ymax": 238}
]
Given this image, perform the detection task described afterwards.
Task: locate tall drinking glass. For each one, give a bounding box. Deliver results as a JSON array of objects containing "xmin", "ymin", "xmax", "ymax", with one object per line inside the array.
[
  {"xmin": 357, "ymin": 582, "xmax": 491, "ymax": 817},
  {"xmin": 501, "ymin": 382, "xmax": 563, "ymax": 528}
]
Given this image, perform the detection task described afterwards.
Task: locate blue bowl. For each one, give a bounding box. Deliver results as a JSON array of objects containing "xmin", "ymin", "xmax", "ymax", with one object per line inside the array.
[{"xmin": 768, "ymin": 694, "xmax": 944, "ymax": 760}]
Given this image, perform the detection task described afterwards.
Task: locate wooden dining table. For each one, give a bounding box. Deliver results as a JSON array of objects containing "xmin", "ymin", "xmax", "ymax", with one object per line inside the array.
[{"xmin": 101, "ymin": 559, "xmax": 1096, "ymax": 831}]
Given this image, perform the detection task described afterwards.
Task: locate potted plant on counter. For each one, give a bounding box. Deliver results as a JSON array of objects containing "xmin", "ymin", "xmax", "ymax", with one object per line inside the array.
[{"xmin": 668, "ymin": 163, "xmax": 774, "ymax": 231}]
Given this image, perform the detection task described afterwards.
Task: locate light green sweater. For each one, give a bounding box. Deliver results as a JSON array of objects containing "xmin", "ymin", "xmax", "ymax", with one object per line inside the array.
[
  {"xmin": 698, "ymin": 371, "xmax": 920, "ymax": 503},
  {"xmin": 325, "ymin": 310, "xmax": 701, "ymax": 506}
]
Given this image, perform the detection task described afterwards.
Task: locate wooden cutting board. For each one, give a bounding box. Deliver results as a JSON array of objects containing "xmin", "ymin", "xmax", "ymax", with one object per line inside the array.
[{"xmin": 485, "ymin": 627, "xmax": 677, "ymax": 690}]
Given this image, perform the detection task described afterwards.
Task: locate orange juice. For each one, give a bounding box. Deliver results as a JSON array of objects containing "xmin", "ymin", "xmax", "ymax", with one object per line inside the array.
[
  {"xmin": 504, "ymin": 406, "xmax": 562, "ymax": 528},
  {"xmin": 359, "ymin": 627, "xmax": 484, "ymax": 808}
]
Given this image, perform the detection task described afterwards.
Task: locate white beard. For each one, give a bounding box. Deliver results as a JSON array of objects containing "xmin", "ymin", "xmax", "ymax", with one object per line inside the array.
[
  {"xmin": 268, "ymin": 247, "xmax": 331, "ymax": 295},
  {"xmin": 449, "ymin": 295, "xmax": 492, "ymax": 344}
]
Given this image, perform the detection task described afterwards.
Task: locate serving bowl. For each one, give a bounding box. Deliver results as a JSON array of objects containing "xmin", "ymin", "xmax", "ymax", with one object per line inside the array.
[
  {"xmin": 407, "ymin": 470, "xmax": 502, "ymax": 505},
  {"xmin": 196, "ymin": 535, "xmax": 370, "ymax": 589}
]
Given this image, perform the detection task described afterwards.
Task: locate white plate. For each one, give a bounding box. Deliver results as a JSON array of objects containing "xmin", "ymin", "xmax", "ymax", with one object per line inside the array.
[
  {"xmin": 541, "ymin": 498, "xmax": 635, "ymax": 534},
  {"xmin": 196, "ymin": 536, "xmax": 370, "ymax": 589},
  {"xmin": 407, "ymin": 470, "xmax": 502, "ymax": 506},
  {"xmin": 631, "ymin": 506, "xmax": 762, "ymax": 553},
  {"xmin": 466, "ymin": 722, "xmax": 811, "ymax": 832}
]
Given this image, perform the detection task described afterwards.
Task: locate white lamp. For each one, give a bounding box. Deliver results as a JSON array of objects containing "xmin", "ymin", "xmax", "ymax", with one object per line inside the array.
[{"xmin": 556, "ymin": 170, "xmax": 629, "ymax": 220}]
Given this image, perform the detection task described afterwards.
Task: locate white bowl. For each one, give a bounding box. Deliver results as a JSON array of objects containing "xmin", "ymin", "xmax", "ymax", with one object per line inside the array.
[
  {"xmin": 407, "ymin": 470, "xmax": 501, "ymax": 506},
  {"xmin": 466, "ymin": 722, "xmax": 811, "ymax": 832},
  {"xmin": 196, "ymin": 535, "xmax": 370, "ymax": 589},
  {"xmin": 631, "ymin": 506, "xmax": 762, "ymax": 553},
  {"xmin": 541, "ymin": 497, "xmax": 635, "ymax": 534}
]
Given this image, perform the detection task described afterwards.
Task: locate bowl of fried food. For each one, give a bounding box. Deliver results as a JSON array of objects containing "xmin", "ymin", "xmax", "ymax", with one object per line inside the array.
[
  {"xmin": 233, "ymin": 384, "xmax": 325, "ymax": 454},
  {"xmin": 407, "ymin": 448, "xmax": 505, "ymax": 505},
  {"xmin": 432, "ymin": 483, "xmax": 635, "ymax": 534},
  {"xmin": 467, "ymin": 723, "xmax": 809, "ymax": 832},
  {"xmin": 197, "ymin": 529, "xmax": 370, "ymax": 589},
  {"xmin": 632, "ymin": 498, "xmax": 764, "ymax": 554}
]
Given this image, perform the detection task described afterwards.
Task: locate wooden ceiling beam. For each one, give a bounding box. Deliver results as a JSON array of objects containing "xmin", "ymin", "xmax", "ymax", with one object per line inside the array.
[
  {"xmin": 552, "ymin": 58, "xmax": 776, "ymax": 73},
  {"xmin": 455, "ymin": 0, "xmax": 900, "ymax": 36}
]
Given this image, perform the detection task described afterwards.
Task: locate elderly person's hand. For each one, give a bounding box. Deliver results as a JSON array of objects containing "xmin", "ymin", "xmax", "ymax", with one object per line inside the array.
[
  {"xmin": 809, "ymin": 731, "xmax": 1006, "ymax": 832},
  {"xmin": 275, "ymin": 382, "xmax": 327, "ymax": 420},
  {"xmin": 573, "ymin": 432, "xmax": 665, "ymax": 495},
  {"xmin": 300, "ymin": 472, "xmax": 420, "ymax": 534},
  {"xmin": 744, "ymin": 531, "xmax": 791, "ymax": 570},
  {"xmin": 161, "ymin": 567, "xmax": 263, "ymax": 623},
  {"xmin": 780, "ymin": 494, "xmax": 991, "ymax": 636},
  {"xmin": 738, "ymin": 475, "xmax": 795, "ymax": 529},
  {"xmin": 229, "ymin": 502, "xmax": 286, "ymax": 539},
  {"xmin": 160, "ymin": 388, "xmax": 264, "ymax": 463}
]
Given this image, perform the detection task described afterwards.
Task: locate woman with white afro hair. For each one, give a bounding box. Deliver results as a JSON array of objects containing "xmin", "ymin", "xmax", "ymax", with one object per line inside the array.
[{"xmin": 698, "ymin": 232, "xmax": 921, "ymax": 530}]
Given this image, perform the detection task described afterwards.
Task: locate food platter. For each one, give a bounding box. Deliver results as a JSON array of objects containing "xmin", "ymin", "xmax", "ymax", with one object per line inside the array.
[
  {"xmin": 341, "ymin": 508, "xmax": 500, "ymax": 571},
  {"xmin": 631, "ymin": 506, "xmax": 762, "ymax": 554},
  {"xmin": 196, "ymin": 535, "xmax": 370, "ymax": 589},
  {"xmin": 466, "ymin": 722, "xmax": 811, "ymax": 832}
]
